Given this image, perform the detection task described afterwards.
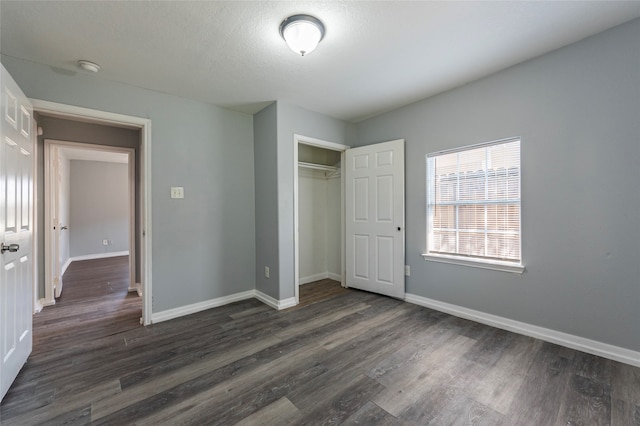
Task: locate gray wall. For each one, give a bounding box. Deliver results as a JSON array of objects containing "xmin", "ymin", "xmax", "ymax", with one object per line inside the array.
[
  {"xmin": 253, "ymin": 101, "xmax": 353, "ymax": 300},
  {"xmin": 354, "ymin": 19, "xmax": 640, "ymax": 351},
  {"xmin": 276, "ymin": 102, "xmax": 352, "ymax": 299},
  {"xmin": 4, "ymin": 55, "xmax": 256, "ymax": 313},
  {"xmin": 36, "ymin": 115, "xmax": 141, "ymax": 296},
  {"xmin": 41, "ymin": 116, "xmax": 141, "ymax": 148},
  {"xmin": 69, "ymin": 160, "xmax": 129, "ymax": 257},
  {"xmin": 4, "ymin": 16, "xmax": 637, "ymax": 352},
  {"xmin": 253, "ymin": 103, "xmax": 279, "ymax": 298}
]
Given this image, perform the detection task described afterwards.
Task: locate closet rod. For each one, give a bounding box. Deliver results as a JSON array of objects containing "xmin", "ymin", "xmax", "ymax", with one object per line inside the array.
[{"xmin": 298, "ymin": 161, "xmax": 338, "ymax": 172}]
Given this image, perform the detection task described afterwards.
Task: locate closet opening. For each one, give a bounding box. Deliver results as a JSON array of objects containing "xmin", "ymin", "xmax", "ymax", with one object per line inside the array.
[{"xmin": 293, "ymin": 135, "xmax": 350, "ymax": 305}]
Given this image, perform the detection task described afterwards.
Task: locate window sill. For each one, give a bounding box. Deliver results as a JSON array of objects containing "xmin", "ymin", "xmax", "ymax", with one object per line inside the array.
[{"xmin": 421, "ymin": 253, "xmax": 525, "ymax": 274}]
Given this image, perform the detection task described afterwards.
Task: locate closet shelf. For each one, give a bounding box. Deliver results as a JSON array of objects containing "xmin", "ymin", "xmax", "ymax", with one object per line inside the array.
[{"xmin": 298, "ymin": 161, "xmax": 338, "ymax": 172}]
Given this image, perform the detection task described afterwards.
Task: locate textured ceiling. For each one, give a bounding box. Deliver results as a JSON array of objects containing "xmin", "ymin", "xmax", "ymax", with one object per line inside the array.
[{"xmin": 2, "ymin": 1, "xmax": 639, "ymax": 122}]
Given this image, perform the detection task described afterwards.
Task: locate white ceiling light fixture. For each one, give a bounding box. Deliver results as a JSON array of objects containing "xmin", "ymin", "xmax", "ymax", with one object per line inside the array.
[
  {"xmin": 77, "ymin": 60, "xmax": 101, "ymax": 72},
  {"xmin": 279, "ymin": 14, "xmax": 325, "ymax": 56}
]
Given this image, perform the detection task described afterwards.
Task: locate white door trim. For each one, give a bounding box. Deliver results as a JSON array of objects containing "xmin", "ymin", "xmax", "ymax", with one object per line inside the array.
[
  {"xmin": 32, "ymin": 118, "xmax": 42, "ymax": 314},
  {"xmin": 44, "ymin": 140, "xmax": 136, "ymax": 301},
  {"xmin": 31, "ymin": 99, "xmax": 153, "ymax": 325},
  {"xmin": 42, "ymin": 141, "xmax": 59, "ymax": 303},
  {"xmin": 293, "ymin": 134, "xmax": 350, "ymax": 305}
]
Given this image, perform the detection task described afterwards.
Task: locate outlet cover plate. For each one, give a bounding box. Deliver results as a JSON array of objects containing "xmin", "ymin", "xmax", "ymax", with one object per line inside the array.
[{"xmin": 171, "ymin": 187, "xmax": 184, "ymax": 199}]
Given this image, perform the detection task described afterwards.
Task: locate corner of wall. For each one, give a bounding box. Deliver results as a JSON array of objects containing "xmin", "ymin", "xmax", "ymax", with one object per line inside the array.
[{"xmin": 253, "ymin": 102, "xmax": 280, "ymax": 300}]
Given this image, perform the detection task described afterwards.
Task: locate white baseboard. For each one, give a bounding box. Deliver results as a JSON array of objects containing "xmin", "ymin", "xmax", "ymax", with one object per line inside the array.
[
  {"xmin": 69, "ymin": 251, "xmax": 129, "ymax": 263},
  {"xmin": 33, "ymin": 299, "xmax": 44, "ymax": 314},
  {"xmin": 300, "ymin": 271, "xmax": 342, "ymax": 285},
  {"xmin": 300, "ymin": 272, "xmax": 328, "ymax": 285},
  {"xmin": 39, "ymin": 297, "xmax": 55, "ymax": 307},
  {"xmin": 128, "ymin": 282, "xmax": 141, "ymax": 293},
  {"xmin": 151, "ymin": 290, "xmax": 255, "ymax": 324},
  {"xmin": 327, "ymin": 272, "xmax": 341, "ymax": 282},
  {"xmin": 61, "ymin": 258, "xmax": 73, "ymax": 276},
  {"xmin": 151, "ymin": 289, "xmax": 298, "ymax": 324},
  {"xmin": 405, "ymin": 293, "xmax": 640, "ymax": 368},
  {"xmin": 254, "ymin": 290, "xmax": 297, "ymax": 310}
]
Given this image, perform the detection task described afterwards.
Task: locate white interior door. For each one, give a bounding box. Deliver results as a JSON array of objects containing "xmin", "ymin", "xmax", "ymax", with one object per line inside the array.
[
  {"xmin": 1, "ymin": 65, "xmax": 34, "ymax": 401},
  {"xmin": 345, "ymin": 139, "xmax": 405, "ymax": 299}
]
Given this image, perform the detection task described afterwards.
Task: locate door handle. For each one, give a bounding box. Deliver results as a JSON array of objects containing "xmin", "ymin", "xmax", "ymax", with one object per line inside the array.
[
  {"xmin": 1, "ymin": 243, "xmax": 19, "ymax": 254},
  {"xmin": 61, "ymin": 226, "xmax": 68, "ymax": 230}
]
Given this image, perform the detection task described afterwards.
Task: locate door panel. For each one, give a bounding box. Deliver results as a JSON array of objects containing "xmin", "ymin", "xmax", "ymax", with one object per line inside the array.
[
  {"xmin": 20, "ymin": 139, "xmax": 31, "ymax": 232},
  {"xmin": 1, "ymin": 65, "xmax": 34, "ymax": 402},
  {"xmin": 345, "ymin": 139, "xmax": 405, "ymax": 299},
  {"xmin": 376, "ymin": 236, "xmax": 394, "ymax": 283},
  {"xmin": 354, "ymin": 177, "xmax": 368, "ymax": 221},
  {"xmin": 354, "ymin": 234, "xmax": 369, "ymax": 279},
  {"xmin": 376, "ymin": 175, "xmax": 393, "ymax": 221}
]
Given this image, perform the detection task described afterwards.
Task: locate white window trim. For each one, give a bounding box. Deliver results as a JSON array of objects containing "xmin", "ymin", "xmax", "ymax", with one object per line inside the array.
[
  {"xmin": 422, "ymin": 252, "xmax": 525, "ymax": 274},
  {"xmin": 425, "ymin": 136, "xmax": 524, "ymax": 273}
]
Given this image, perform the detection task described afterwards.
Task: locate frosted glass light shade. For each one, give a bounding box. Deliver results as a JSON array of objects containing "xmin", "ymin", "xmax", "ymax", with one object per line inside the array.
[
  {"xmin": 280, "ymin": 15, "xmax": 325, "ymax": 56},
  {"xmin": 78, "ymin": 60, "xmax": 101, "ymax": 72}
]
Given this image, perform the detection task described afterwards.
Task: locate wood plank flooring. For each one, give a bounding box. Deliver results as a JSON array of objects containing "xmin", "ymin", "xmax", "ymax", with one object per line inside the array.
[
  {"xmin": 1, "ymin": 258, "xmax": 639, "ymax": 425},
  {"xmin": 290, "ymin": 279, "xmax": 349, "ymax": 310}
]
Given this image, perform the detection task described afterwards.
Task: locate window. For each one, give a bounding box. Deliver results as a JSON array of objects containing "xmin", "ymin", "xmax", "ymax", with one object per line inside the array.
[{"xmin": 424, "ymin": 137, "xmax": 523, "ymax": 273}]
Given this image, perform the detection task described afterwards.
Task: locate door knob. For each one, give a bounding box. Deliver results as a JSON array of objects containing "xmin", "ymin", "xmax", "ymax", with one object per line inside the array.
[{"xmin": 1, "ymin": 243, "xmax": 19, "ymax": 254}]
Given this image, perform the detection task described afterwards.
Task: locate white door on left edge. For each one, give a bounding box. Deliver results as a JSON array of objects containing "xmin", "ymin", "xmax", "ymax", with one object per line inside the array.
[
  {"xmin": 345, "ymin": 139, "xmax": 405, "ymax": 299},
  {"xmin": 1, "ymin": 65, "xmax": 34, "ymax": 402}
]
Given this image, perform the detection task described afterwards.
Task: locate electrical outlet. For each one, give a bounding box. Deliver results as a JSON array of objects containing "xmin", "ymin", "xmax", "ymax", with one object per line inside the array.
[
  {"xmin": 264, "ymin": 266, "xmax": 270, "ymax": 278},
  {"xmin": 405, "ymin": 265, "xmax": 410, "ymax": 276},
  {"xmin": 102, "ymin": 239, "xmax": 109, "ymax": 246},
  {"xmin": 171, "ymin": 187, "xmax": 184, "ymax": 199}
]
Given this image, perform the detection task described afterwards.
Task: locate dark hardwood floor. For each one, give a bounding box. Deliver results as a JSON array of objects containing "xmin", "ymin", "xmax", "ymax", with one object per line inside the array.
[
  {"xmin": 32, "ymin": 256, "xmax": 142, "ymax": 357},
  {"xmin": 290, "ymin": 279, "xmax": 349, "ymax": 310},
  {"xmin": 1, "ymin": 258, "xmax": 639, "ymax": 425}
]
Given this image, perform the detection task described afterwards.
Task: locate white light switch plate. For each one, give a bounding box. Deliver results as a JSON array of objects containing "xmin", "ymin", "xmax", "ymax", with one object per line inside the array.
[{"xmin": 171, "ymin": 187, "xmax": 184, "ymax": 199}]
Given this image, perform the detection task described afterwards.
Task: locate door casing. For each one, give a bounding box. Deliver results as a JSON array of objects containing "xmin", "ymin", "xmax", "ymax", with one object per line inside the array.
[
  {"xmin": 32, "ymin": 99, "xmax": 153, "ymax": 325},
  {"xmin": 44, "ymin": 140, "xmax": 136, "ymax": 302}
]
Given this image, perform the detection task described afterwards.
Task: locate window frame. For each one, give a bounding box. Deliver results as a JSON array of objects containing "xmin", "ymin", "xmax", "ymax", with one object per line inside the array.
[{"xmin": 423, "ymin": 137, "xmax": 525, "ymax": 274}]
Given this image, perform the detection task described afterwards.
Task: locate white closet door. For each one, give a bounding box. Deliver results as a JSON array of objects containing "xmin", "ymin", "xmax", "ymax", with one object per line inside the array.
[{"xmin": 345, "ymin": 139, "xmax": 405, "ymax": 299}]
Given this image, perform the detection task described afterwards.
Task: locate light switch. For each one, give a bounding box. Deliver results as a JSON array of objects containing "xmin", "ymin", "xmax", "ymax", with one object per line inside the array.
[{"xmin": 171, "ymin": 187, "xmax": 184, "ymax": 199}]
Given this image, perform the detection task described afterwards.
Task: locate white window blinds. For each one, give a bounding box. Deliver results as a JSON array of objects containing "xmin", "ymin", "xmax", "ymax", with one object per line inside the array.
[{"xmin": 427, "ymin": 138, "xmax": 521, "ymax": 263}]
